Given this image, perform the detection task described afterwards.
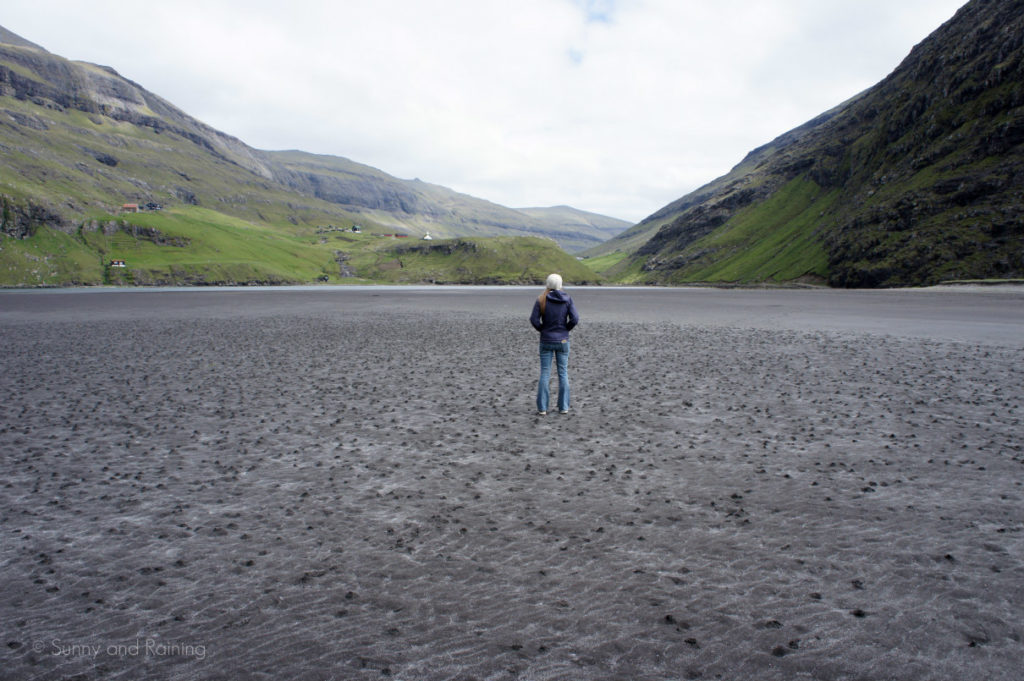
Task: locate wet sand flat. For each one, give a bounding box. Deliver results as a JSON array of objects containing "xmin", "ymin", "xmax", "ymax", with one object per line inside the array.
[{"xmin": 1, "ymin": 287, "xmax": 1022, "ymax": 680}]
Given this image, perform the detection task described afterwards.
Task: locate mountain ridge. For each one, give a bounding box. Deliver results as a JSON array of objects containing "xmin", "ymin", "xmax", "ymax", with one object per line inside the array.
[
  {"xmin": 0, "ymin": 25, "xmax": 625, "ymax": 275},
  {"xmin": 259, "ymin": 149, "xmax": 629, "ymax": 251}
]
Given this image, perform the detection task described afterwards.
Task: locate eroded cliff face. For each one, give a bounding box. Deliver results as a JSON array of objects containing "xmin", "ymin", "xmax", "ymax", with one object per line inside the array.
[
  {"xmin": 0, "ymin": 41, "xmax": 274, "ymax": 182},
  {"xmin": 631, "ymin": 0, "xmax": 1024, "ymax": 287},
  {"xmin": 1, "ymin": 195, "xmax": 68, "ymax": 238}
]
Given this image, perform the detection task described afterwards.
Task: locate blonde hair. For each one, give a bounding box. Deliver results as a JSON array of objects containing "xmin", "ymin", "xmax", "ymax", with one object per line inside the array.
[{"xmin": 545, "ymin": 273, "xmax": 563, "ymax": 290}]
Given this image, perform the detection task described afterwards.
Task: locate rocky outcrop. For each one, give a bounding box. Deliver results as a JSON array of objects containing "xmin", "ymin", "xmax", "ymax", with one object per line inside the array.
[
  {"xmin": 107, "ymin": 221, "xmax": 190, "ymax": 247},
  {"xmin": 391, "ymin": 239, "xmax": 480, "ymax": 256},
  {"xmin": 333, "ymin": 251, "xmax": 356, "ymax": 278},
  {"xmin": 1, "ymin": 195, "xmax": 68, "ymax": 238},
  {"xmin": 269, "ymin": 165, "xmax": 433, "ymax": 215}
]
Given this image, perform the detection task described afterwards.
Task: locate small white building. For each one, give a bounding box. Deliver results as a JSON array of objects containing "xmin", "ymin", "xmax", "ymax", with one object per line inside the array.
[{"xmin": 422, "ymin": 232, "xmax": 433, "ymax": 240}]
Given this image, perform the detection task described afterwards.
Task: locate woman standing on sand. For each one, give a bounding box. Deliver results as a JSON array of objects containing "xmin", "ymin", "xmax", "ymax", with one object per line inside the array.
[{"xmin": 530, "ymin": 273, "xmax": 579, "ymax": 415}]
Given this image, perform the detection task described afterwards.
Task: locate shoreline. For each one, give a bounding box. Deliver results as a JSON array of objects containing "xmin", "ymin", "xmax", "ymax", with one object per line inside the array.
[
  {"xmin": 3, "ymin": 279, "xmax": 1024, "ymax": 292},
  {"xmin": 3, "ymin": 285, "xmax": 1022, "ymax": 347}
]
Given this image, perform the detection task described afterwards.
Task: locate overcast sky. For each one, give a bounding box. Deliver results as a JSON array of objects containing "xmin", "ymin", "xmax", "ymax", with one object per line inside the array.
[{"xmin": 6, "ymin": 0, "xmax": 967, "ymax": 222}]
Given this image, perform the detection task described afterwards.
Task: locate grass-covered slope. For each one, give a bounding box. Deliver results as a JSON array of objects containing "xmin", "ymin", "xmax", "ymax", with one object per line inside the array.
[
  {"xmin": 1, "ymin": 205, "xmax": 354, "ymax": 287},
  {"xmin": 344, "ymin": 236, "xmax": 601, "ymax": 285},
  {"xmin": 1, "ymin": 206, "xmax": 596, "ymax": 287},
  {"xmin": 616, "ymin": 179, "xmax": 833, "ymax": 285}
]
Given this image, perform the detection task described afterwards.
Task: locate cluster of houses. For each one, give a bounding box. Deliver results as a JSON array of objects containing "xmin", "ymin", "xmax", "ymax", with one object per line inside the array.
[
  {"xmin": 120, "ymin": 202, "xmax": 163, "ymax": 213},
  {"xmin": 317, "ymin": 224, "xmax": 362, "ymax": 235}
]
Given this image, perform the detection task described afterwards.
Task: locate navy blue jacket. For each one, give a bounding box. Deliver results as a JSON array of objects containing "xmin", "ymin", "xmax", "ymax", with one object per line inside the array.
[{"xmin": 530, "ymin": 289, "xmax": 579, "ymax": 342}]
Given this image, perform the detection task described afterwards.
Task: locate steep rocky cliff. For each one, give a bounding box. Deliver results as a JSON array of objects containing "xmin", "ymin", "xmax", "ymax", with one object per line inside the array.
[
  {"xmin": 0, "ymin": 40, "xmax": 273, "ymax": 180},
  {"xmin": 610, "ymin": 0, "xmax": 1023, "ymax": 287}
]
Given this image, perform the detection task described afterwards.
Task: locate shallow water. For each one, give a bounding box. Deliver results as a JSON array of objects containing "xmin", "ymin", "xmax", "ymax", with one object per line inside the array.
[{"xmin": 2, "ymin": 285, "xmax": 1023, "ymax": 346}]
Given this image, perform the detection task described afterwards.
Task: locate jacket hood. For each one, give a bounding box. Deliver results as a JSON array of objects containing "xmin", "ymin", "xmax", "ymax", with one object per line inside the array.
[{"xmin": 546, "ymin": 289, "xmax": 570, "ymax": 302}]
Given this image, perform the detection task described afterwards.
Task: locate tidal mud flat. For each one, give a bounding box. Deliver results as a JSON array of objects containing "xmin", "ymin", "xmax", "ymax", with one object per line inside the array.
[{"xmin": 1, "ymin": 287, "xmax": 1022, "ymax": 680}]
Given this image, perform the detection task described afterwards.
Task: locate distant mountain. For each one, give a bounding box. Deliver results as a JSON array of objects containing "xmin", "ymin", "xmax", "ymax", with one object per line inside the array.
[
  {"xmin": 263, "ymin": 151, "xmax": 627, "ymax": 252},
  {"xmin": 0, "ymin": 26, "xmax": 619, "ymax": 286},
  {"xmin": 594, "ymin": 0, "xmax": 1023, "ymax": 287},
  {"xmin": 516, "ymin": 205, "xmax": 630, "ymax": 252}
]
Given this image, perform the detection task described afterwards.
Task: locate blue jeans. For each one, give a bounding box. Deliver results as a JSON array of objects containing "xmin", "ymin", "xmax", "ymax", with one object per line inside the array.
[{"xmin": 537, "ymin": 340, "xmax": 570, "ymax": 412}]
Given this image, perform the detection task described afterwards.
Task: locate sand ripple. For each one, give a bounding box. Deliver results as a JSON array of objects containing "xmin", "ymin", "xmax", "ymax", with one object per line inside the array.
[{"xmin": 1, "ymin": 311, "xmax": 1022, "ymax": 680}]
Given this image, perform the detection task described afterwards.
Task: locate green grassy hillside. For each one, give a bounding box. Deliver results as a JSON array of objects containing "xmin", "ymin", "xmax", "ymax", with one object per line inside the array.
[
  {"xmin": 345, "ymin": 236, "xmax": 600, "ymax": 285},
  {"xmin": 0, "ymin": 205, "xmax": 595, "ymax": 286},
  {"xmin": 0, "ymin": 32, "xmax": 610, "ymax": 286},
  {"xmin": 616, "ymin": 179, "xmax": 833, "ymax": 285}
]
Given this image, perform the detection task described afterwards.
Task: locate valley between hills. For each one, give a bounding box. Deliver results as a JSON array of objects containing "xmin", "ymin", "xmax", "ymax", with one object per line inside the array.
[{"xmin": 1, "ymin": 0, "xmax": 1022, "ymax": 288}]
